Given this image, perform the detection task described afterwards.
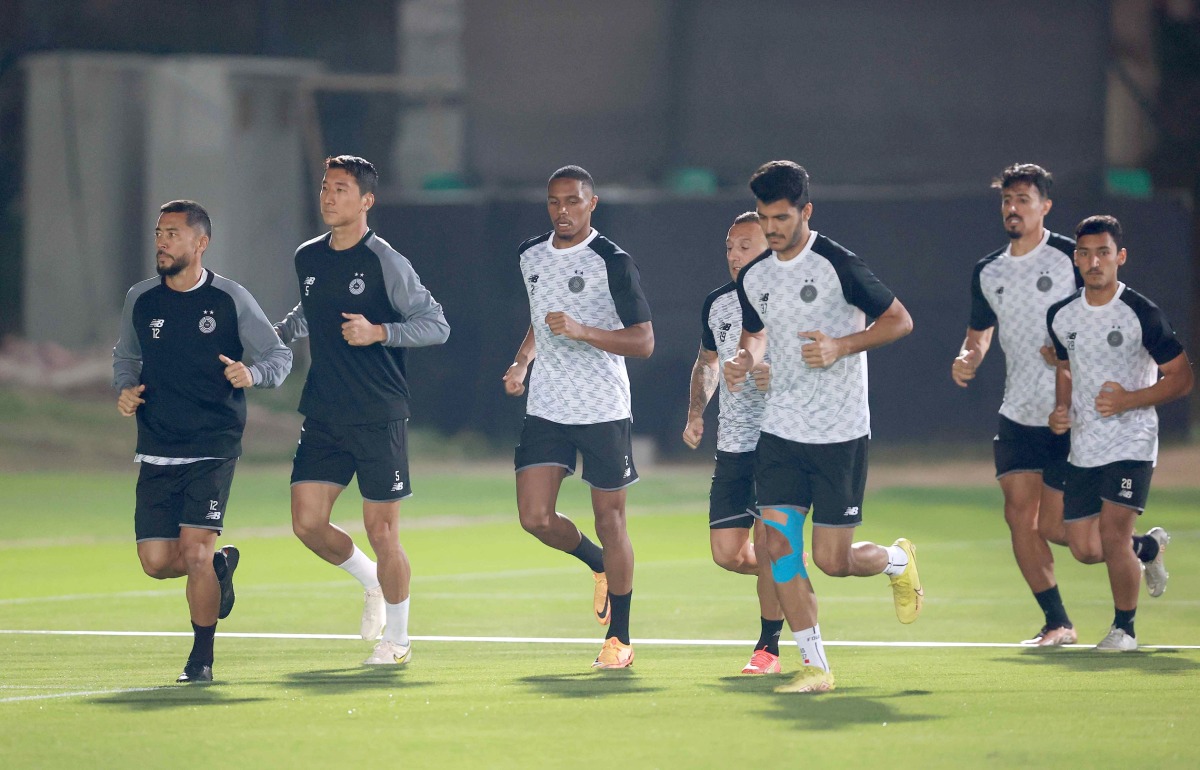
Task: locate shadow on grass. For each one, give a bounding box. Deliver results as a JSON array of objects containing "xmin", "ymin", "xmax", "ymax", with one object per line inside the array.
[
  {"xmin": 1007, "ymin": 647, "xmax": 1200, "ymax": 674},
  {"xmin": 518, "ymin": 669, "xmax": 665, "ymax": 699},
  {"xmin": 712, "ymin": 676, "xmax": 939, "ymax": 731},
  {"xmin": 278, "ymin": 666, "xmax": 431, "ymax": 695},
  {"xmin": 92, "ymin": 684, "xmax": 267, "ymax": 711}
]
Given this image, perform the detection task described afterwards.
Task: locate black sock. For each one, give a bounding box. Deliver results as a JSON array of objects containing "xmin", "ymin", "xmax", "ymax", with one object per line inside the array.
[
  {"xmin": 189, "ymin": 621, "xmax": 216, "ymax": 666},
  {"xmin": 1113, "ymin": 607, "xmax": 1136, "ymax": 637},
  {"xmin": 1033, "ymin": 585, "xmax": 1072, "ymax": 629},
  {"xmin": 605, "ymin": 591, "xmax": 632, "ymax": 645},
  {"xmin": 757, "ymin": 617, "xmax": 784, "ymax": 656},
  {"xmin": 212, "ymin": 550, "xmax": 228, "ymax": 581},
  {"xmin": 1131, "ymin": 534, "xmax": 1159, "ymax": 564},
  {"xmin": 569, "ymin": 533, "xmax": 606, "ymax": 574}
]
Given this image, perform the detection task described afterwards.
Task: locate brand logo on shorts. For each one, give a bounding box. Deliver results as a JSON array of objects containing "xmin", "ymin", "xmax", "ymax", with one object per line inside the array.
[
  {"xmin": 391, "ymin": 481, "xmax": 405, "ymax": 492},
  {"xmin": 199, "ymin": 311, "xmax": 216, "ymax": 334},
  {"xmin": 800, "ymin": 280, "xmax": 818, "ymax": 303},
  {"xmin": 1118, "ymin": 489, "xmax": 1133, "ymax": 499},
  {"xmin": 206, "ymin": 500, "xmax": 221, "ymax": 520},
  {"xmin": 843, "ymin": 506, "xmax": 859, "ymax": 517},
  {"xmin": 1036, "ymin": 274, "xmax": 1054, "ymax": 292},
  {"xmin": 150, "ymin": 318, "xmax": 164, "ymax": 338},
  {"xmin": 623, "ymin": 455, "xmax": 632, "ymax": 479},
  {"xmin": 568, "ymin": 271, "xmax": 586, "ymax": 293},
  {"xmin": 349, "ymin": 273, "xmax": 365, "ymax": 295},
  {"xmin": 1107, "ymin": 328, "xmax": 1123, "ymax": 347}
]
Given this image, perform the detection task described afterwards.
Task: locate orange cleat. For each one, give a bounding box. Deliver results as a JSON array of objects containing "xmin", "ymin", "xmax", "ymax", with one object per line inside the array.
[
  {"xmin": 591, "ymin": 637, "xmax": 634, "ymax": 669},
  {"xmin": 741, "ymin": 649, "xmax": 782, "ymax": 675}
]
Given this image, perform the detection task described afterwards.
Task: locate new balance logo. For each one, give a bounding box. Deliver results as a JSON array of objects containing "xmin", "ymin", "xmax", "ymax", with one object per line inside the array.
[
  {"xmin": 1118, "ymin": 490, "xmax": 1133, "ymax": 499},
  {"xmin": 844, "ymin": 506, "xmax": 859, "ymax": 517},
  {"xmin": 391, "ymin": 482, "xmax": 405, "ymax": 492},
  {"xmin": 205, "ymin": 511, "xmax": 222, "ymax": 520},
  {"xmin": 150, "ymin": 318, "xmax": 164, "ymax": 338},
  {"xmin": 303, "ymin": 276, "xmax": 316, "ymax": 296}
]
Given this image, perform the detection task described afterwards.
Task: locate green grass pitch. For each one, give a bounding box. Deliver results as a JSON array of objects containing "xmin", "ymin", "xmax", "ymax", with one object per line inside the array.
[{"xmin": 1, "ymin": 468, "xmax": 1198, "ymax": 768}]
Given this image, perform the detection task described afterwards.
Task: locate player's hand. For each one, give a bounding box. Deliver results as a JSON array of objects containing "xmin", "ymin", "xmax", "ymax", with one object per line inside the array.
[
  {"xmin": 341, "ymin": 313, "xmax": 384, "ymax": 346},
  {"xmin": 545, "ymin": 311, "xmax": 587, "ymax": 341},
  {"xmin": 798, "ymin": 329, "xmax": 842, "ymax": 368},
  {"xmin": 1038, "ymin": 344, "xmax": 1058, "ymax": 368},
  {"xmin": 117, "ymin": 384, "xmax": 145, "ymax": 416},
  {"xmin": 751, "ymin": 361, "xmax": 771, "ymax": 391},
  {"xmin": 219, "ymin": 354, "xmax": 253, "ymax": 389},
  {"xmin": 682, "ymin": 416, "xmax": 704, "ymax": 449},
  {"xmin": 951, "ymin": 348, "xmax": 983, "ymax": 387},
  {"xmin": 502, "ymin": 361, "xmax": 528, "ymax": 397},
  {"xmin": 1095, "ymin": 381, "xmax": 1129, "ymax": 418},
  {"xmin": 723, "ymin": 350, "xmax": 753, "ymax": 392},
  {"xmin": 1049, "ymin": 404, "xmax": 1071, "ymax": 435}
]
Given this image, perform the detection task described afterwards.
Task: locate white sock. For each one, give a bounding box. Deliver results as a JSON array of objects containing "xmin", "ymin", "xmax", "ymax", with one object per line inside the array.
[
  {"xmin": 882, "ymin": 544, "xmax": 909, "ymax": 577},
  {"xmin": 338, "ymin": 546, "xmax": 379, "ymax": 588},
  {"xmin": 382, "ymin": 597, "xmax": 410, "ymax": 646},
  {"xmin": 792, "ymin": 624, "xmax": 829, "ymax": 672}
]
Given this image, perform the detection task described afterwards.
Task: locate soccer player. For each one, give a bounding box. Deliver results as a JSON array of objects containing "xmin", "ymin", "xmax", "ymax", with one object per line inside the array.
[
  {"xmin": 951, "ymin": 163, "xmax": 1083, "ymax": 646},
  {"xmin": 274, "ymin": 156, "xmax": 449, "ymax": 666},
  {"xmin": 502, "ymin": 165, "xmax": 653, "ymax": 669},
  {"xmin": 113, "ymin": 200, "xmax": 293, "ymax": 683},
  {"xmin": 683, "ymin": 211, "xmax": 785, "ymax": 675},
  {"xmin": 1047, "ymin": 215, "xmax": 1192, "ymax": 651},
  {"xmin": 724, "ymin": 161, "xmax": 922, "ymax": 693}
]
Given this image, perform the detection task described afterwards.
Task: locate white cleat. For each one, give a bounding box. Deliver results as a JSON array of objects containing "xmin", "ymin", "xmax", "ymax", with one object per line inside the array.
[
  {"xmin": 363, "ymin": 639, "xmax": 412, "ymax": 666},
  {"xmin": 361, "ymin": 586, "xmax": 385, "ymax": 640},
  {"xmin": 1142, "ymin": 527, "xmax": 1170, "ymax": 598},
  {"xmin": 1095, "ymin": 626, "xmax": 1138, "ymax": 652}
]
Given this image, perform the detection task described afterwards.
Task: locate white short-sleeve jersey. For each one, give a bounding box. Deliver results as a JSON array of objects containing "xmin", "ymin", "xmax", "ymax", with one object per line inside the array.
[
  {"xmin": 701, "ymin": 282, "xmax": 765, "ymax": 453},
  {"xmin": 519, "ymin": 228, "xmax": 652, "ymax": 425},
  {"xmin": 969, "ymin": 229, "xmax": 1081, "ymax": 427},
  {"xmin": 736, "ymin": 231, "xmax": 895, "ymax": 444},
  {"xmin": 1048, "ymin": 283, "xmax": 1185, "ymax": 467}
]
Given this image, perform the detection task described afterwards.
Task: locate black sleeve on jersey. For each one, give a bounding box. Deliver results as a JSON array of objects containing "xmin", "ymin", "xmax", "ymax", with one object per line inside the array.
[
  {"xmin": 1047, "ymin": 232, "xmax": 1084, "ymax": 289},
  {"xmin": 1046, "ymin": 292, "xmax": 1079, "ymax": 361},
  {"xmin": 1122, "ymin": 288, "xmax": 1186, "ymax": 365},
  {"xmin": 813, "ymin": 235, "xmax": 895, "ymax": 318},
  {"xmin": 735, "ymin": 251, "xmax": 771, "ymax": 334},
  {"xmin": 518, "ymin": 232, "xmax": 552, "ymax": 255},
  {"xmin": 700, "ymin": 283, "xmax": 735, "ymax": 351},
  {"xmin": 968, "ymin": 250, "xmax": 1002, "ymax": 330},
  {"xmin": 592, "ymin": 236, "xmax": 653, "ymax": 326}
]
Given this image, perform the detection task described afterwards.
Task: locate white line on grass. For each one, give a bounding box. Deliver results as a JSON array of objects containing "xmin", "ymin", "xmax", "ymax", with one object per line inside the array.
[
  {"xmin": 0, "ymin": 686, "xmax": 171, "ymax": 704},
  {"xmin": 3, "ymin": 628, "xmax": 1199, "ymax": 650}
]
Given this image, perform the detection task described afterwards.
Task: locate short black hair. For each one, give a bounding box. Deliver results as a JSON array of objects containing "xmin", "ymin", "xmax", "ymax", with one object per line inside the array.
[
  {"xmin": 1075, "ymin": 214, "xmax": 1123, "ymax": 250},
  {"xmin": 749, "ymin": 161, "xmax": 810, "ymax": 207},
  {"xmin": 992, "ymin": 163, "xmax": 1053, "ymax": 199},
  {"xmin": 732, "ymin": 211, "xmax": 760, "ymax": 225},
  {"xmin": 325, "ymin": 155, "xmax": 379, "ymax": 195},
  {"xmin": 548, "ymin": 165, "xmax": 595, "ymax": 194},
  {"xmin": 159, "ymin": 200, "xmax": 211, "ymax": 238}
]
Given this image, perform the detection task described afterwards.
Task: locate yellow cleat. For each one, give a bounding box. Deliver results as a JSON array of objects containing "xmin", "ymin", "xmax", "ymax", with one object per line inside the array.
[
  {"xmin": 773, "ymin": 665, "xmax": 835, "ymax": 693},
  {"xmin": 591, "ymin": 637, "xmax": 634, "ymax": 669},
  {"xmin": 593, "ymin": 572, "xmax": 611, "ymax": 626},
  {"xmin": 889, "ymin": 538, "xmax": 923, "ymax": 624}
]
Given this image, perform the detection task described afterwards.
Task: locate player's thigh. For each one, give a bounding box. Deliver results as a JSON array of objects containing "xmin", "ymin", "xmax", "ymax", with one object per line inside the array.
[
  {"xmin": 576, "ymin": 418, "xmax": 638, "ymax": 491},
  {"xmin": 362, "ymin": 499, "xmax": 403, "ymax": 547},
  {"xmin": 710, "ymin": 526, "xmax": 751, "ymax": 565},
  {"xmin": 709, "ymin": 450, "xmax": 757, "ymax": 530},
  {"xmin": 998, "ymin": 472, "xmax": 1044, "ymax": 524},
  {"xmin": 349, "ymin": 419, "xmax": 412, "ymax": 503},
  {"xmin": 514, "ymin": 415, "xmax": 577, "ymax": 480},
  {"xmin": 177, "ymin": 523, "xmax": 220, "ymax": 568},
  {"xmin": 516, "ymin": 464, "xmax": 568, "ymax": 518}
]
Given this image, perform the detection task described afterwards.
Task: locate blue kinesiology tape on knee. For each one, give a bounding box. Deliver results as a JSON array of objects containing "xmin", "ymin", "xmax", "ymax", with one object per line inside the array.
[{"xmin": 762, "ymin": 506, "xmax": 808, "ymax": 581}]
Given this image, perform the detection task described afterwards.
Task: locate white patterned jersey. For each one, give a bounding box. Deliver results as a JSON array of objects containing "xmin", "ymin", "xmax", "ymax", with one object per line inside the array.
[
  {"xmin": 736, "ymin": 231, "xmax": 895, "ymax": 444},
  {"xmin": 520, "ymin": 228, "xmax": 652, "ymax": 425},
  {"xmin": 701, "ymin": 282, "xmax": 765, "ymax": 452},
  {"xmin": 1048, "ymin": 283, "xmax": 1185, "ymax": 467},
  {"xmin": 970, "ymin": 229, "xmax": 1081, "ymax": 427}
]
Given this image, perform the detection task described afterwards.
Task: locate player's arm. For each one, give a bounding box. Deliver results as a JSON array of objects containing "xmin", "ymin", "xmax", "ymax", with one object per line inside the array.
[
  {"xmin": 224, "ymin": 281, "xmax": 293, "ymax": 389},
  {"xmin": 724, "ymin": 328, "xmax": 767, "ymax": 392},
  {"xmin": 952, "ymin": 326, "xmax": 994, "ymax": 387},
  {"xmin": 544, "ymin": 314, "xmax": 654, "ymax": 358},
  {"xmin": 372, "ymin": 252, "xmax": 450, "ymax": 348},
  {"xmin": 1049, "ymin": 358, "xmax": 1072, "ymax": 434},
  {"xmin": 274, "ymin": 302, "xmax": 308, "ymax": 343},
  {"xmin": 113, "ymin": 287, "xmax": 145, "ymax": 416},
  {"xmin": 683, "ymin": 347, "xmax": 719, "ymax": 448},
  {"xmin": 798, "ymin": 297, "xmax": 913, "ymax": 369},
  {"xmin": 503, "ymin": 325, "xmax": 537, "ymax": 397},
  {"xmin": 1095, "ymin": 352, "xmax": 1194, "ymax": 417}
]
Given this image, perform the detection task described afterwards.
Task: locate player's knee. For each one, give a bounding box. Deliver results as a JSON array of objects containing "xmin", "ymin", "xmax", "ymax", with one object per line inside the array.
[
  {"xmin": 1067, "ymin": 540, "xmax": 1102, "ymax": 564},
  {"xmin": 139, "ymin": 556, "xmax": 173, "ymax": 580},
  {"xmin": 812, "ymin": 549, "xmax": 850, "ymax": 577},
  {"xmin": 710, "ymin": 546, "xmax": 743, "ymax": 573},
  {"xmin": 517, "ymin": 508, "xmax": 553, "ymax": 537},
  {"xmin": 593, "ymin": 512, "xmax": 627, "ymax": 545}
]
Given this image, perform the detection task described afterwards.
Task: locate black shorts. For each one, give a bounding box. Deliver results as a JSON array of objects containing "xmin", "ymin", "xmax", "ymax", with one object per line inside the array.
[
  {"xmin": 514, "ymin": 414, "xmax": 638, "ymax": 491},
  {"xmin": 135, "ymin": 458, "xmax": 237, "ymax": 542},
  {"xmin": 755, "ymin": 432, "xmax": 866, "ymax": 528},
  {"xmin": 709, "ymin": 450, "xmax": 757, "ymax": 529},
  {"xmin": 993, "ymin": 415, "xmax": 1070, "ymax": 491},
  {"xmin": 291, "ymin": 417, "xmax": 412, "ymax": 503},
  {"xmin": 1063, "ymin": 460, "xmax": 1153, "ymax": 521}
]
